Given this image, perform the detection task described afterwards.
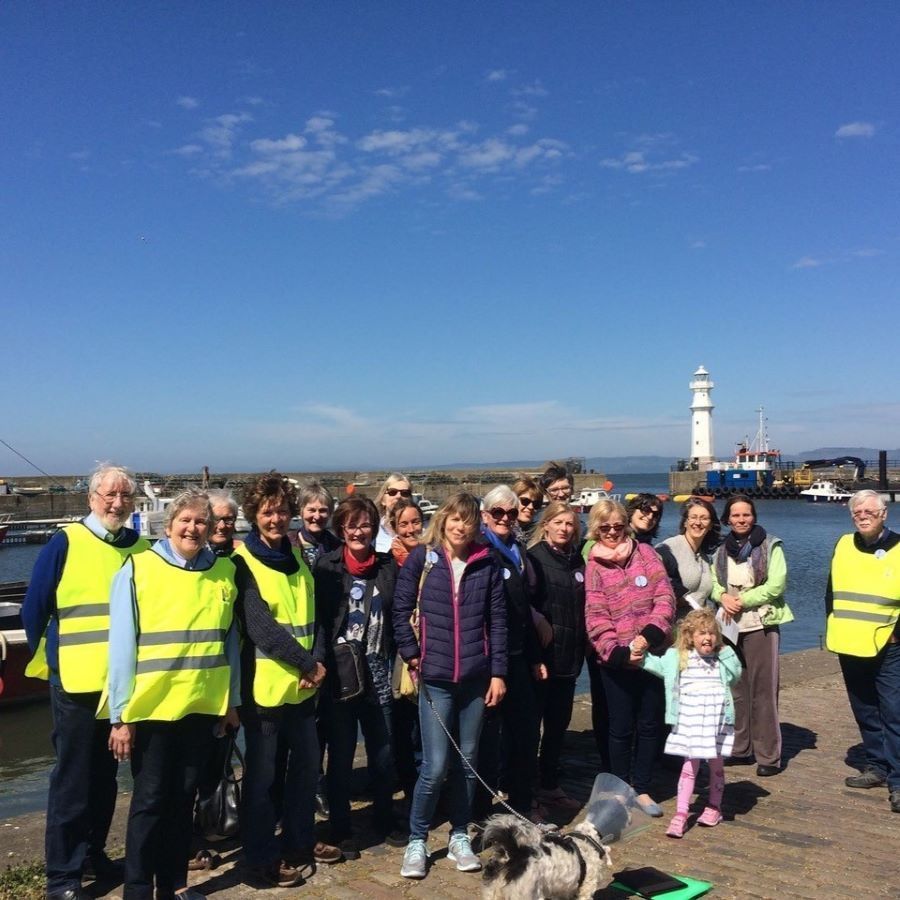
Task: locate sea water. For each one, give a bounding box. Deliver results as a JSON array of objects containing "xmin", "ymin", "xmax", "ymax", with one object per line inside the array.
[{"xmin": 0, "ymin": 476, "xmax": 861, "ymax": 816}]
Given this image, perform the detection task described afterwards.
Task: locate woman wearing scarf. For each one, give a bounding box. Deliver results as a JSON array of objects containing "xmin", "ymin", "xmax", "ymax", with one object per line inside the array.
[
  {"xmin": 476, "ymin": 485, "xmax": 544, "ymax": 822},
  {"xmin": 315, "ymin": 496, "xmax": 403, "ymax": 858},
  {"xmin": 585, "ymin": 499, "xmax": 675, "ymax": 816},
  {"xmin": 388, "ymin": 497, "xmax": 424, "ymax": 567},
  {"xmin": 233, "ymin": 474, "xmax": 341, "ymax": 889},
  {"xmin": 710, "ymin": 496, "xmax": 792, "ymax": 777},
  {"xmin": 291, "ymin": 481, "xmax": 341, "ymax": 568},
  {"xmin": 527, "ymin": 501, "xmax": 585, "ymax": 810}
]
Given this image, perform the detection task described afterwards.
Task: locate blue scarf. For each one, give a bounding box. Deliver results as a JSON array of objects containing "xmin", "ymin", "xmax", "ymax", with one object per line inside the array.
[
  {"xmin": 245, "ymin": 529, "xmax": 299, "ymax": 574},
  {"xmin": 482, "ymin": 525, "xmax": 523, "ymax": 573}
]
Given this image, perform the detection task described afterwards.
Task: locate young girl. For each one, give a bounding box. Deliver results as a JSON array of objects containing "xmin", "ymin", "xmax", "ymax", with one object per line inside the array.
[{"xmin": 634, "ymin": 608, "xmax": 742, "ymax": 838}]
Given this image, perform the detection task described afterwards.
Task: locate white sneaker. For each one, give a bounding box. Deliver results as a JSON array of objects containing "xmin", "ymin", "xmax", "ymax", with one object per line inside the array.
[
  {"xmin": 400, "ymin": 839, "xmax": 429, "ymax": 878},
  {"xmin": 447, "ymin": 833, "xmax": 481, "ymax": 872}
]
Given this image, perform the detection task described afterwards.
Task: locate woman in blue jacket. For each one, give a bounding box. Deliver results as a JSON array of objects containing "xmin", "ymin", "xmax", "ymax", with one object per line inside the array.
[{"xmin": 393, "ymin": 492, "xmax": 507, "ymax": 881}]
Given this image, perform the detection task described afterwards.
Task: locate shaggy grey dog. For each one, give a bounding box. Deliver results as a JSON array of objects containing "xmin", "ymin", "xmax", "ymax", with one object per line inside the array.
[{"xmin": 481, "ymin": 814, "xmax": 613, "ymax": 900}]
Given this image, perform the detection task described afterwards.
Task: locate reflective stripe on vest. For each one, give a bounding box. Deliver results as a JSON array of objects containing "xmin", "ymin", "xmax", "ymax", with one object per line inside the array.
[
  {"xmin": 826, "ymin": 534, "xmax": 900, "ymax": 657},
  {"xmin": 121, "ymin": 552, "xmax": 237, "ymax": 723},
  {"xmin": 232, "ymin": 544, "xmax": 316, "ymax": 706},
  {"xmin": 24, "ymin": 523, "xmax": 150, "ymax": 690}
]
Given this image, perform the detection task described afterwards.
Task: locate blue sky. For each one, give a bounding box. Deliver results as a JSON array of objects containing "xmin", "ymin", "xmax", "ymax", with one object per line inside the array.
[{"xmin": 3, "ymin": 2, "xmax": 898, "ymax": 475}]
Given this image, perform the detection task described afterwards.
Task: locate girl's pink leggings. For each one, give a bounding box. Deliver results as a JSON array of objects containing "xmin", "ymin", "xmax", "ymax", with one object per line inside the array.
[{"xmin": 677, "ymin": 757, "xmax": 724, "ymax": 813}]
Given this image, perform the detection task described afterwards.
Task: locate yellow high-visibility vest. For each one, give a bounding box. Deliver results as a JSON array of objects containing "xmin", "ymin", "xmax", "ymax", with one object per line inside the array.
[
  {"xmin": 232, "ymin": 544, "xmax": 317, "ymax": 707},
  {"xmin": 120, "ymin": 551, "xmax": 237, "ymax": 723},
  {"xmin": 826, "ymin": 534, "xmax": 900, "ymax": 657},
  {"xmin": 25, "ymin": 523, "xmax": 150, "ymax": 690}
]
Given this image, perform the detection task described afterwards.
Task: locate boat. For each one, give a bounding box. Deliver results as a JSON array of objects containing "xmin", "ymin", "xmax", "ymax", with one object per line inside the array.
[
  {"xmin": 570, "ymin": 488, "xmax": 621, "ymax": 513},
  {"xmin": 704, "ymin": 407, "xmax": 786, "ymax": 497},
  {"xmin": 799, "ymin": 481, "xmax": 853, "ymax": 503},
  {"xmin": 412, "ymin": 492, "xmax": 439, "ymax": 516},
  {"xmin": 0, "ymin": 582, "xmax": 49, "ymax": 706},
  {"xmin": 0, "ymin": 513, "xmax": 11, "ymax": 545}
]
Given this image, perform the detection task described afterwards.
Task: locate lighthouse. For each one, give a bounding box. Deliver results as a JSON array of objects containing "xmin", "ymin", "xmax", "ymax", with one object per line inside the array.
[{"xmin": 689, "ymin": 365, "xmax": 715, "ymax": 468}]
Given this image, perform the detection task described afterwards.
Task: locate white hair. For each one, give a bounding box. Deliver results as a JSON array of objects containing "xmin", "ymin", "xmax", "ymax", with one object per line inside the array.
[
  {"xmin": 206, "ymin": 488, "xmax": 238, "ymax": 516},
  {"xmin": 849, "ymin": 489, "xmax": 886, "ymax": 514},
  {"xmin": 481, "ymin": 484, "xmax": 519, "ymax": 510},
  {"xmin": 88, "ymin": 463, "xmax": 136, "ymax": 496}
]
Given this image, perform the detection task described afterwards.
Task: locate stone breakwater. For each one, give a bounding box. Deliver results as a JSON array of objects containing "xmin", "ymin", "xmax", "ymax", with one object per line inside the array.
[{"xmin": 3, "ymin": 648, "xmax": 899, "ymax": 899}]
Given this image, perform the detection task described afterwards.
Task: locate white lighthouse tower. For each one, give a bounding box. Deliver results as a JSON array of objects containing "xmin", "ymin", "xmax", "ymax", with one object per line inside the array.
[{"xmin": 689, "ymin": 365, "xmax": 715, "ymax": 468}]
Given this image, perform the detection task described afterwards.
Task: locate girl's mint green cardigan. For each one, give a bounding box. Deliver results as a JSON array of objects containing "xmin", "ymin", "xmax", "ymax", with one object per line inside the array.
[{"xmin": 640, "ymin": 645, "xmax": 743, "ymax": 727}]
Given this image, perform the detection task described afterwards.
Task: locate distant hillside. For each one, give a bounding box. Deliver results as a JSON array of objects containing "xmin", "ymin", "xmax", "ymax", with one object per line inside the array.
[
  {"xmin": 796, "ymin": 448, "xmax": 900, "ymax": 460},
  {"xmin": 413, "ymin": 456, "xmax": 676, "ymax": 474}
]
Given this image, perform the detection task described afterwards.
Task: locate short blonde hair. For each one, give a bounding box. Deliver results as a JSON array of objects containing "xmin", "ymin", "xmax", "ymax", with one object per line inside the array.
[
  {"xmin": 528, "ymin": 501, "xmax": 581, "ymax": 549},
  {"xmin": 374, "ymin": 472, "xmax": 411, "ymax": 515},
  {"xmin": 586, "ymin": 499, "xmax": 629, "ymax": 541}
]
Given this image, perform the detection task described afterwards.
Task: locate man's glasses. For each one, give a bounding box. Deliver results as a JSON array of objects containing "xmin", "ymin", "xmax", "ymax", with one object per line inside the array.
[
  {"xmin": 386, "ymin": 488, "xmax": 412, "ymax": 498},
  {"xmin": 214, "ymin": 516, "xmax": 237, "ymax": 526},
  {"xmin": 97, "ymin": 491, "xmax": 134, "ymax": 503},
  {"xmin": 518, "ymin": 496, "xmax": 542, "ymax": 510},
  {"xmin": 852, "ymin": 508, "xmax": 884, "ymax": 521},
  {"xmin": 488, "ymin": 508, "xmax": 518, "ymax": 521},
  {"xmin": 598, "ymin": 523, "xmax": 626, "ymax": 534}
]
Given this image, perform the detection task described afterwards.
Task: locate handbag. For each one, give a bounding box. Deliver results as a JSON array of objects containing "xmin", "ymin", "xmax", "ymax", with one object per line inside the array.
[
  {"xmin": 332, "ymin": 639, "xmax": 367, "ymax": 702},
  {"xmin": 392, "ymin": 548, "xmax": 435, "ymax": 702},
  {"xmin": 193, "ymin": 732, "xmax": 243, "ymax": 841}
]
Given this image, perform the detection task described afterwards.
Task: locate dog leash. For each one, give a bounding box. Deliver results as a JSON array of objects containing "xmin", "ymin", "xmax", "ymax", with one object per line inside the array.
[{"xmin": 419, "ymin": 678, "xmax": 556, "ymax": 832}]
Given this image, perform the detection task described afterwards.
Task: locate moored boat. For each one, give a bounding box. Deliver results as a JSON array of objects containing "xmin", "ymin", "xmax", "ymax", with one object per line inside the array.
[
  {"xmin": 799, "ymin": 480, "xmax": 853, "ymax": 503},
  {"xmin": 0, "ymin": 582, "xmax": 49, "ymax": 706},
  {"xmin": 570, "ymin": 488, "xmax": 621, "ymax": 513}
]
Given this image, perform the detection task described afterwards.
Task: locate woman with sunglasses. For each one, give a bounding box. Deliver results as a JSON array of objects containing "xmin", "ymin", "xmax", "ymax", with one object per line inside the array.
[
  {"xmin": 393, "ymin": 492, "xmax": 506, "ymax": 880},
  {"xmin": 476, "ymin": 485, "xmax": 544, "ymax": 823},
  {"xmin": 315, "ymin": 496, "xmax": 404, "ymax": 857},
  {"xmin": 374, "ymin": 472, "xmax": 413, "ymax": 553},
  {"xmin": 626, "ymin": 493, "xmax": 665, "ymax": 545},
  {"xmin": 656, "ymin": 498, "xmax": 721, "ymax": 620},
  {"xmin": 511, "ymin": 475, "xmax": 543, "ymax": 544},
  {"xmin": 527, "ymin": 501, "xmax": 585, "ymax": 809},
  {"xmin": 585, "ymin": 499, "xmax": 675, "ymax": 816},
  {"xmin": 710, "ymin": 495, "xmax": 792, "ymax": 777}
]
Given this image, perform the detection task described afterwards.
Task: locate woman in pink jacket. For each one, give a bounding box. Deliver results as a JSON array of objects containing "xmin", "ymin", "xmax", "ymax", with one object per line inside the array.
[{"xmin": 585, "ymin": 499, "xmax": 675, "ymax": 816}]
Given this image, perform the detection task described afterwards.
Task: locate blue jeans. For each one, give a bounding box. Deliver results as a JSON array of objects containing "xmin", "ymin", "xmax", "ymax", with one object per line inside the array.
[
  {"xmin": 599, "ymin": 665, "xmax": 665, "ymax": 795},
  {"xmin": 323, "ymin": 687, "xmax": 396, "ymax": 838},
  {"xmin": 45, "ymin": 685, "xmax": 119, "ymax": 893},
  {"xmin": 840, "ymin": 641, "xmax": 900, "ymax": 790},
  {"xmin": 409, "ymin": 678, "xmax": 487, "ymax": 841},
  {"xmin": 242, "ymin": 698, "xmax": 318, "ymax": 865}
]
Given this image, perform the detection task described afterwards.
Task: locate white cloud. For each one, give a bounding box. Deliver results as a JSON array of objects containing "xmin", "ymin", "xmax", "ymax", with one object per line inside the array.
[
  {"xmin": 850, "ymin": 247, "xmax": 884, "ymax": 258},
  {"xmin": 690, "ymin": 240, "xmax": 707, "ymax": 250},
  {"xmin": 172, "ymin": 143, "xmax": 204, "ymax": 157},
  {"xmin": 486, "ymin": 69, "xmax": 510, "ymax": 82},
  {"xmin": 507, "ymin": 123, "xmax": 529, "ymax": 136},
  {"xmin": 512, "ymin": 80, "xmax": 549, "ymax": 98},
  {"xmin": 68, "ymin": 149, "xmax": 90, "ymax": 161},
  {"xmin": 176, "ymin": 96, "xmax": 199, "ymax": 110},
  {"xmin": 835, "ymin": 121, "xmax": 876, "ymax": 139},
  {"xmin": 737, "ymin": 163, "xmax": 771, "ymax": 172},
  {"xmin": 373, "ymin": 86, "xmax": 409, "ymax": 99},
  {"xmin": 198, "ymin": 111, "xmax": 253, "ymax": 158},
  {"xmin": 251, "ymin": 134, "xmax": 307, "ymax": 153},
  {"xmin": 792, "ymin": 256, "xmax": 826, "ymax": 269},
  {"xmin": 600, "ymin": 149, "xmax": 698, "ymax": 174}
]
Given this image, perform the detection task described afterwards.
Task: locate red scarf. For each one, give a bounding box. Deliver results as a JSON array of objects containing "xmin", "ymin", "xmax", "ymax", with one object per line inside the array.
[{"xmin": 343, "ymin": 545, "xmax": 377, "ymax": 577}]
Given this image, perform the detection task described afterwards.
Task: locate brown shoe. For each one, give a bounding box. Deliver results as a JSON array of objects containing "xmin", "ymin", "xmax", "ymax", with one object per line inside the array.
[
  {"xmin": 245, "ymin": 860, "xmax": 305, "ymax": 888},
  {"xmin": 287, "ymin": 841, "xmax": 344, "ymax": 866}
]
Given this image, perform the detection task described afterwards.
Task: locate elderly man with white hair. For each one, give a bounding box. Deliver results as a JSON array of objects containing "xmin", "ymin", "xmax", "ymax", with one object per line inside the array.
[
  {"xmin": 825, "ymin": 489, "xmax": 900, "ymax": 814},
  {"xmin": 23, "ymin": 464, "xmax": 150, "ymax": 900}
]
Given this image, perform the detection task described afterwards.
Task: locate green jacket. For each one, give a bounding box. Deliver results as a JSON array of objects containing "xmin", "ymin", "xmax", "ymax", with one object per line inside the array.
[
  {"xmin": 641, "ymin": 645, "xmax": 742, "ymax": 727},
  {"xmin": 710, "ymin": 537, "xmax": 794, "ymax": 627}
]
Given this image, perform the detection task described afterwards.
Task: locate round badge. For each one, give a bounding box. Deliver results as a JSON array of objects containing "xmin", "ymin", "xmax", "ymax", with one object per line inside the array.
[
  {"xmin": 635, "ymin": 575, "xmax": 648, "ymax": 588},
  {"xmin": 503, "ymin": 567, "xmax": 511, "ymax": 580},
  {"xmin": 875, "ymin": 548, "xmax": 886, "ymax": 559},
  {"xmin": 426, "ymin": 550, "xmax": 439, "ymax": 564},
  {"xmin": 575, "ymin": 571, "xmax": 584, "ymax": 583},
  {"xmin": 350, "ymin": 585, "xmax": 364, "ymax": 600}
]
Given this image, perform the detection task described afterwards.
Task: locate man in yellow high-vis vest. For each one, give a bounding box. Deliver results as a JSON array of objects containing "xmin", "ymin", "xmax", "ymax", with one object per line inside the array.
[
  {"xmin": 22, "ymin": 465, "xmax": 149, "ymax": 900},
  {"xmin": 825, "ymin": 489, "xmax": 900, "ymax": 815}
]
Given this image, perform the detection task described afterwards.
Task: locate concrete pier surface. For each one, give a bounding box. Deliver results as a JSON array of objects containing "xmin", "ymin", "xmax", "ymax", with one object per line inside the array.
[{"xmin": 3, "ymin": 648, "xmax": 899, "ymax": 899}]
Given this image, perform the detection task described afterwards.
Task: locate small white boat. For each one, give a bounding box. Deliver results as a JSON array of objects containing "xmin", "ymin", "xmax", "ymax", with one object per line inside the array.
[
  {"xmin": 799, "ymin": 481, "xmax": 853, "ymax": 503},
  {"xmin": 412, "ymin": 493, "xmax": 439, "ymax": 516},
  {"xmin": 570, "ymin": 488, "xmax": 621, "ymax": 513}
]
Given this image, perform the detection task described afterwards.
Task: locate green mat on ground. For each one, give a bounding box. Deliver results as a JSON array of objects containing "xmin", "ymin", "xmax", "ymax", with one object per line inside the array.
[{"xmin": 610, "ymin": 873, "xmax": 713, "ymax": 899}]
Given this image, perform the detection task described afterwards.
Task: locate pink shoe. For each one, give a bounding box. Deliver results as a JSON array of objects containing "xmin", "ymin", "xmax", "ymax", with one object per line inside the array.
[
  {"xmin": 697, "ymin": 806, "xmax": 722, "ymax": 827},
  {"xmin": 665, "ymin": 812, "xmax": 688, "ymax": 838}
]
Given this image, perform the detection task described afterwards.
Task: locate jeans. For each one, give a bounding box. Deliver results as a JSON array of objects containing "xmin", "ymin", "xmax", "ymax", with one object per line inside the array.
[
  {"xmin": 324, "ymin": 687, "xmax": 396, "ymax": 838},
  {"xmin": 409, "ymin": 678, "xmax": 487, "ymax": 841},
  {"xmin": 45, "ymin": 685, "xmax": 119, "ymax": 893},
  {"xmin": 124, "ymin": 715, "xmax": 216, "ymax": 900},
  {"xmin": 599, "ymin": 665, "xmax": 664, "ymax": 795},
  {"xmin": 840, "ymin": 641, "xmax": 900, "ymax": 790},
  {"xmin": 535, "ymin": 676, "xmax": 577, "ymax": 790},
  {"xmin": 587, "ymin": 653, "xmax": 611, "ymax": 770},
  {"xmin": 242, "ymin": 698, "xmax": 318, "ymax": 866}
]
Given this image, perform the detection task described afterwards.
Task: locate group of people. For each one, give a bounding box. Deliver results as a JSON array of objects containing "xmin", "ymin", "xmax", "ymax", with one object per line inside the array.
[{"xmin": 22, "ymin": 463, "xmax": 900, "ymax": 898}]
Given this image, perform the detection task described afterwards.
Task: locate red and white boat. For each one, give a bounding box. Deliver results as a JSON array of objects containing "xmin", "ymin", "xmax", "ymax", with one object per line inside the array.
[{"xmin": 0, "ymin": 582, "xmax": 49, "ymax": 706}]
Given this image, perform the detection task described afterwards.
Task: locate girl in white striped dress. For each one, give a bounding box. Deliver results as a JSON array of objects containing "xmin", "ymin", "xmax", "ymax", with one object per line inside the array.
[{"xmin": 634, "ymin": 608, "xmax": 742, "ymax": 838}]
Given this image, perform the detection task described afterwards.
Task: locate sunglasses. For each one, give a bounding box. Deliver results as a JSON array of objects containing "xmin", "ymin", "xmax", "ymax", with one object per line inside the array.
[
  {"xmin": 598, "ymin": 523, "xmax": 626, "ymax": 534},
  {"xmin": 518, "ymin": 496, "xmax": 542, "ymax": 509},
  {"xmin": 488, "ymin": 507, "xmax": 518, "ymax": 521},
  {"xmin": 637, "ymin": 502, "xmax": 661, "ymax": 516},
  {"xmin": 386, "ymin": 488, "xmax": 412, "ymax": 498}
]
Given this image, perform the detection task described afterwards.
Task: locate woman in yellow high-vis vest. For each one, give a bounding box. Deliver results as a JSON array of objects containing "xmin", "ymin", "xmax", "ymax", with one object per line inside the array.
[
  {"xmin": 107, "ymin": 490, "xmax": 240, "ymax": 900},
  {"xmin": 233, "ymin": 473, "xmax": 341, "ymax": 889}
]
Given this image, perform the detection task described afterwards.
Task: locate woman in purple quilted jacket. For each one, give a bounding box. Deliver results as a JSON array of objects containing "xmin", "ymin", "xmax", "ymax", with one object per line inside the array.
[
  {"xmin": 585, "ymin": 499, "xmax": 675, "ymax": 817},
  {"xmin": 392, "ymin": 492, "xmax": 507, "ymax": 880}
]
